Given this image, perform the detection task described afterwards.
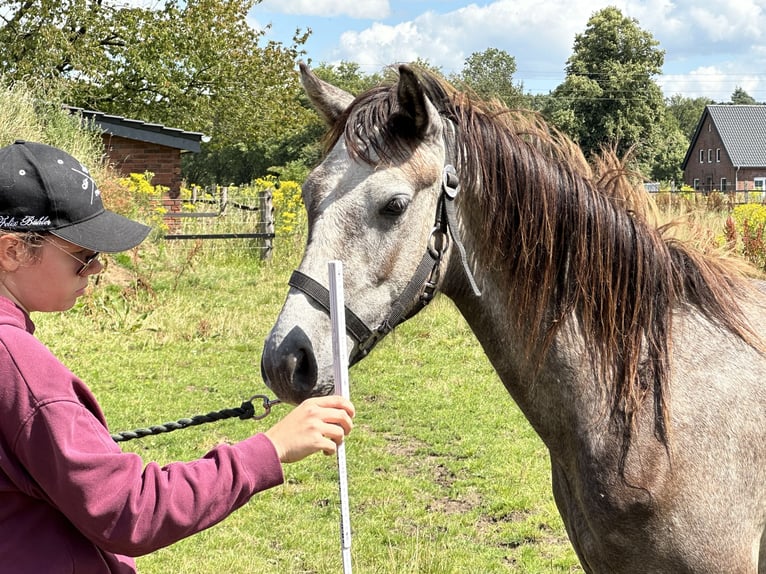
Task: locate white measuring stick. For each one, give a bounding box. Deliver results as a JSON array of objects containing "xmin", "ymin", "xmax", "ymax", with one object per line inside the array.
[{"xmin": 328, "ymin": 260, "xmax": 352, "ymax": 574}]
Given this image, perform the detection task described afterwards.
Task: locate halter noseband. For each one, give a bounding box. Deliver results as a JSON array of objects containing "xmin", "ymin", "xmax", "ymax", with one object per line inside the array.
[{"xmin": 288, "ymin": 164, "xmax": 481, "ymax": 366}]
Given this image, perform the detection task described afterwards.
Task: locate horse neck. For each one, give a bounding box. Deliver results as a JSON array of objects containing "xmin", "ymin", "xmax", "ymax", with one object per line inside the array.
[{"xmin": 448, "ymin": 273, "xmax": 608, "ymax": 449}]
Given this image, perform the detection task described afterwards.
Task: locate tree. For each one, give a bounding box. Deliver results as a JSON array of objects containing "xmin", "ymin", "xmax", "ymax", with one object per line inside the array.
[
  {"xmin": 549, "ymin": 7, "xmax": 666, "ymax": 169},
  {"xmin": 666, "ymin": 94, "xmax": 712, "ymax": 140},
  {"xmin": 451, "ymin": 48, "xmax": 525, "ymax": 108},
  {"xmin": 730, "ymin": 86, "xmax": 757, "ymax": 105},
  {"xmin": 649, "ymin": 112, "xmax": 687, "ymax": 184},
  {"xmin": 0, "ymin": 0, "xmax": 313, "ymax": 185}
]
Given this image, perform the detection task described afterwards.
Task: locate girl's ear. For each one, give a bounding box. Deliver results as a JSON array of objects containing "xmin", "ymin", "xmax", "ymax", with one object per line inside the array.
[{"xmin": 0, "ymin": 235, "xmax": 26, "ymax": 273}]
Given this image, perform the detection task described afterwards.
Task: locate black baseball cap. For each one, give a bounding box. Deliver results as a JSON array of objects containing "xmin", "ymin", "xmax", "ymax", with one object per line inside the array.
[{"xmin": 0, "ymin": 140, "xmax": 151, "ymax": 252}]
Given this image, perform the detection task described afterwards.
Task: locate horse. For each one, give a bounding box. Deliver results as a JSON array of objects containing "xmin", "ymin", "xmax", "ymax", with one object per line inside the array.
[{"xmin": 260, "ymin": 63, "xmax": 766, "ymax": 573}]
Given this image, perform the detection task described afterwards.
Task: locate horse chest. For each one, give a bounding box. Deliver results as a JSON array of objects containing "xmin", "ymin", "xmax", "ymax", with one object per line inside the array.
[{"xmin": 550, "ymin": 443, "xmax": 692, "ymax": 573}]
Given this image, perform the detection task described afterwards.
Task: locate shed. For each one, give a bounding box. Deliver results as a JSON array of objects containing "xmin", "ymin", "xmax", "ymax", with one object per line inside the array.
[
  {"xmin": 64, "ymin": 106, "xmax": 204, "ymax": 198},
  {"xmin": 682, "ymin": 104, "xmax": 766, "ymax": 194}
]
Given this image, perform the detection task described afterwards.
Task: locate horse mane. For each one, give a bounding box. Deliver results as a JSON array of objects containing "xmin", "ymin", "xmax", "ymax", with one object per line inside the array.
[{"xmin": 323, "ymin": 66, "xmax": 763, "ymax": 450}]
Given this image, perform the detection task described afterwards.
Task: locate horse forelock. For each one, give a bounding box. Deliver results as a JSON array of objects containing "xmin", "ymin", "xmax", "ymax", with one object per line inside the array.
[{"xmin": 317, "ymin": 67, "xmax": 763, "ymax": 450}]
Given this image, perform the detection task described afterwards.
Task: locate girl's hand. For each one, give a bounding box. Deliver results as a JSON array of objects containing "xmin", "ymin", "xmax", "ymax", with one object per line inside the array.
[{"xmin": 264, "ymin": 396, "xmax": 355, "ymax": 463}]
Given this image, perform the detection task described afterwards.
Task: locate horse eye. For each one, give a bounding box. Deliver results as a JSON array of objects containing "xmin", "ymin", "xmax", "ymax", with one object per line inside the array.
[{"xmin": 381, "ymin": 195, "xmax": 410, "ymax": 217}]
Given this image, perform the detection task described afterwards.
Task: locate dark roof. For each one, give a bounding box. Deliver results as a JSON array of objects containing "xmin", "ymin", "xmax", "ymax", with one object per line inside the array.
[
  {"xmin": 683, "ymin": 104, "xmax": 766, "ymax": 169},
  {"xmin": 64, "ymin": 105, "xmax": 204, "ymax": 153}
]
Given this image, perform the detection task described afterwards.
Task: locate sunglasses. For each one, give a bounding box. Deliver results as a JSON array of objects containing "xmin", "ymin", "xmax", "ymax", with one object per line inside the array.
[{"xmin": 42, "ymin": 237, "xmax": 101, "ymax": 276}]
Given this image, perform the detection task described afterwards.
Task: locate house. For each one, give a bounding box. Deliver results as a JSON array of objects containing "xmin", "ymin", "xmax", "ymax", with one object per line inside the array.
[
  {"xmin": 682, "ymin": 104, "xmax": 766, "ymax": 194},
  {"xmin": 64, "ymin": 106, "xmax": 204, "ymax": 198}
]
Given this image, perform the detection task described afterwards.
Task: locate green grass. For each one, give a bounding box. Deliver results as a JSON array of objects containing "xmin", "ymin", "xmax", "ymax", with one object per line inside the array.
[{"xmin": 34, "ymin": 237, "xmax": 582, "ymax": 573}]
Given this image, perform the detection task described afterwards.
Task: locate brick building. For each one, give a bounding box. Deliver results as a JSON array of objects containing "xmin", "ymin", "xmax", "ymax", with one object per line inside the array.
[
  {"xmin": 64, "ymin": 106, "xmax": 204, "ymax": 198},
  {"xmin": 682, "ymin": 104, "xmax": 766, "ymax": 194}
]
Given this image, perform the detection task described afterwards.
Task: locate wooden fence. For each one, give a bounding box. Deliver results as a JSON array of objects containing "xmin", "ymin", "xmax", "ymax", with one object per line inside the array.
[
  {"xmin": 157, "ymin": 185, "xmax": 275, "ymax": 259},
  {"xmin": 646, "ymin": 182, "xmax": 766, "ymax": 206},
  {"xmin": 649, "ymin": 189, "xmax": 766, "ymax": 211}
]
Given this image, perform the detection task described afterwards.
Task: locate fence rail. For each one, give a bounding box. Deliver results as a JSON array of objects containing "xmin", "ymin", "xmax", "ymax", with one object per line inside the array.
[
  {"xmin": 646, "ymin": 183, "xmax": 766, "ymax": 205},
  {"xmin": 648, "ymin": 189, "xmax": 766, "ymax": 209},
  {"xmin": 154, "ymin": 185, "xmax": 275, "ymax": 259}
]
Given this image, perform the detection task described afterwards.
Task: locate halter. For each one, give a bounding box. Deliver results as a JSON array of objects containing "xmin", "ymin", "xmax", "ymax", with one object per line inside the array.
[{"xmin": 288, "ymin": 164, "xmax": 481, "ymax": 366}]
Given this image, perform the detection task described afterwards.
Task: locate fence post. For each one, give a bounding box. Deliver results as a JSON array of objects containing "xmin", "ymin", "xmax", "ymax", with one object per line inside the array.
[
  {"xmin": 259, "ymin": 188, "xmax": 274, "ymax": 260},
  {"xmin": 220, "ymin": 186, "xmax": 228, "ymax": 215}
]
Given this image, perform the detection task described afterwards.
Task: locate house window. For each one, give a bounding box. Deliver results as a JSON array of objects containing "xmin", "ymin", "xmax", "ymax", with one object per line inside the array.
[
  {"xmin": 716, "ymin": 149, "xmax": 721, "ymax": 162},
  {"xmin": 708, "ymin": 149, "xmax": 713, "ymax": 163},
  {"xmin": 699, "ymin": 150, "xmax": 704, "ymax": 163},
  {"xmin": 693, "ymin": 178, "xmax": 700, "ymax": 190},
  {"xmin": 720, "ymin": 178, "xmax": 727, "ymax": 191},
  {"xmin": 755, "ymin": 177, "xmax": 766, "ymax": 190}
]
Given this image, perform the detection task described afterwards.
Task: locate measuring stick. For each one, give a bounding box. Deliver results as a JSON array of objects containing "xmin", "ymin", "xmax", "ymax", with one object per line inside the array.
[{"xmin": 328, "ymin": 260, "xmax": 352, "ymax": 574}]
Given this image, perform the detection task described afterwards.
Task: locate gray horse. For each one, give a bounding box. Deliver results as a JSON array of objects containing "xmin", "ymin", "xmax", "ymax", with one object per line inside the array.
[{"xmin": 261, "ymin": 63, "xmax": 766, "ymax": 573}]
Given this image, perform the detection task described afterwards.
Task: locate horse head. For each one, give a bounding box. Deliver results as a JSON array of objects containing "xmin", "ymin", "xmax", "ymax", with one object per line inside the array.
[{"xmin": 260, "ymin": 63, "xmax": 476, "ymax": 404}]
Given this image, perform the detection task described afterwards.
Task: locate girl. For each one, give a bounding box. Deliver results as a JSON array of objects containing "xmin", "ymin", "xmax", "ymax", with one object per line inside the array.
[{"xmin": 0, "ymin": 140, "xmax": 355, "ymax": 573}]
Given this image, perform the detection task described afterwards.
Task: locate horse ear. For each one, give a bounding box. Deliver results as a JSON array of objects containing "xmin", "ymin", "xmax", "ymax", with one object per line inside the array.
[
  {"xmin": 299, "ymin": 62, "xmax": 355, "ymax": 125},
  {"xmin": 397, "ymin": 64, "xmax": 429, "ymax": 139},
  {"xmin": 395, "ymin": 64, "xmax": 440, "ymax": 141}
]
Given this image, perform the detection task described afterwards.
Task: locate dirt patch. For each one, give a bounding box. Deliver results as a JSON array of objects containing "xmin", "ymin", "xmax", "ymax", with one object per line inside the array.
[
  {"xmin": 383, "ymin": 432, "xmax": 429, "ymax": 459},
  {"xmin": 426, "ymin": 487, "xmax": 483, "ymax": 514}
]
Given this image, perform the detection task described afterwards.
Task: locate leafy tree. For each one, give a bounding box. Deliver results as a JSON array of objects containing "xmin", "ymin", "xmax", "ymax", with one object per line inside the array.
[
  {"xmin": 666, "ymin": 94, "xmax": 712, "ymax": 140},
  {"xmin": 0, "ymin": 1, "xmax": 105, "ymax": 80},
  {"xmin": 549, "ymin": 6, "xmax": 666, "ymax": 168},
  {"xmin": 523, "ymin": 92, "xmax": 554, "ymax": 113},
  {"xmin": 451, "ymin": 48, "xmax": 525, "ymax": 108},
  {"xmin": 0, "ymin": 0, "xmax": 313, "ymax": 186},
  {"xmin": 731, "ymin": 86, "xmax": 757, "ymax": 104},
  {"xmin": 648, "ymin": 112, "xmax": 687, "ymax": 183}
]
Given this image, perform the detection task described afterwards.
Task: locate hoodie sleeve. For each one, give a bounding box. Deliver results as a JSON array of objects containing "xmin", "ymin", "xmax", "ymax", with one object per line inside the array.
[{"xmin": 15, "ymin": 397, "xmax": 284, "ymax": 556}]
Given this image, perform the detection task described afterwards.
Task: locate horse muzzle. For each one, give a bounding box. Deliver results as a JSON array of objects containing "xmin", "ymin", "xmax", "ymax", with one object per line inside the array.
[{"xmin": 260, "ymin": 325, "xmax": 334, "ymax": 404}]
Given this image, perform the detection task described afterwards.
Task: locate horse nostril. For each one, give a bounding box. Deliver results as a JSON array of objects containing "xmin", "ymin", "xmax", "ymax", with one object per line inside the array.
[
  {"xmin": 261, "ymin": 326, "xmax": 319, "ymax": 403},
  {"xmin": 290, "ymin": 348, "xmax": 313, "ymax": 394}
]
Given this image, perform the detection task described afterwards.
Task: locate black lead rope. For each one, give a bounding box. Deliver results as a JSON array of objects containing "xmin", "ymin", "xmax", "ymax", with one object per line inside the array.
[{"xmin": 111, "ymin": 395, "xmax": 282, "ymax": 443}]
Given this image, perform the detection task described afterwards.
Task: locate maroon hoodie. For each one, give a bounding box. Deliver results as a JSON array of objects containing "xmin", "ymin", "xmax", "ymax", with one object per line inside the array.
[{"xmin": 0, "ymin": 296, "xmax": 284, "ymax": 572}]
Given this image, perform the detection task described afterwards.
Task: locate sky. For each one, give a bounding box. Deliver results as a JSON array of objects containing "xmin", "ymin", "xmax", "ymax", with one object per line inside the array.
[{"xmin": 250, "ymin": 0, "xmax": 766, "ymax": 102}]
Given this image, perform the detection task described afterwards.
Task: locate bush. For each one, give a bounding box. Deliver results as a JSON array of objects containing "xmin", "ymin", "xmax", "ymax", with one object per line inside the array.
[
  {"xmin": 725, "ymin": 203, "xmax": 766, "ymax": 271},
  {"xmin": 117, "ymin": 172, "xmax": 169, "ymax": 235}
]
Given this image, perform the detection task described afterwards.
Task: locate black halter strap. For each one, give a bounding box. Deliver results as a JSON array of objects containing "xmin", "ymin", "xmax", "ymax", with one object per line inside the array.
[
  {"xmin": 289, "ymin": 164, "xmax": 480, "ymax": 365},
  {"xmin": 288, "ymin": 270, "xmax": 373, "ymax": 347}
]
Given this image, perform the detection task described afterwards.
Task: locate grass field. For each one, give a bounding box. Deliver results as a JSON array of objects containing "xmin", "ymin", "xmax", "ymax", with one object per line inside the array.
[{"xmin": 33, "ymin": 237, "xmax": 583, "ymax": 573}]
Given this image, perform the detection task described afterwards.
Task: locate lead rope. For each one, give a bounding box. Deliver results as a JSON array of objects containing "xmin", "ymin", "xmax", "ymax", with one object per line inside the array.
[{"xmin": 111, "ymin": 394, "xmax": 282, "ymax": 442}]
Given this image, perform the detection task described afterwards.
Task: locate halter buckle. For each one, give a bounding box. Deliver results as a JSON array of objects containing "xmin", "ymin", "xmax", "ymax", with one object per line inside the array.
[
  {"xmin": 427, "ymin": 225, "xmax": 450, "ymax": 259},
  {"xmin": 351, "ymin": 324, "xmax": 389, "ymax": 365},
  {"xmin": 442, "ymin": 165, "xmax": 460, "ymax": 199}
]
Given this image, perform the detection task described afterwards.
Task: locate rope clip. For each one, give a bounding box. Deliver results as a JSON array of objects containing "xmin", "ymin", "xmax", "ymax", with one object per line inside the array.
[{"xmin": 246, "ymin": 394, "xmax": 283, "ymax": 420}]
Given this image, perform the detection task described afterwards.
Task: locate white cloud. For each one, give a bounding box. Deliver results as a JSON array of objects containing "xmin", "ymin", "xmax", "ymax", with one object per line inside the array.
[
  {"xmin": 687, "ymin": 2, "xmax": 763, "ymax": 43},
  {"xmin": 349, "ymin": 1, "xmax": 766, "ymax": 98},
  {"xmin": 338, "ymin": 21, "xmax": 457, "ymax": 72},
  {"xmin": 659, "ymin": 66, "xmax": 730, "ymax": 99},
  {"xmin": 258, "ymin": 0, "xmax": 390, "ymax": 19},
  {"xmin": 334, "ymin": 0, "xmax": 600, "ymax": 80},
  {"xmin": 258, "ymin": 0, "xmax": 766, "ymax": 99},
  {"xmin": 659, "ymin": 60, "xmax": 765, "ymax": 102}
]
